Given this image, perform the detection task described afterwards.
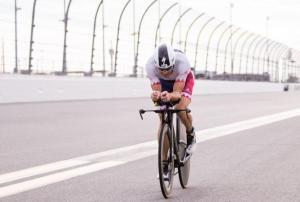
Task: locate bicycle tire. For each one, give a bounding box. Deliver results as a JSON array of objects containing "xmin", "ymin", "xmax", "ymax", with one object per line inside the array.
[
  {"xmin": 158, "ymin": 123, "xmax": 174, "ymax": 198},
  {"xmin": 176, "ymin": 116, "xmax": 190, "ymax": 188}
]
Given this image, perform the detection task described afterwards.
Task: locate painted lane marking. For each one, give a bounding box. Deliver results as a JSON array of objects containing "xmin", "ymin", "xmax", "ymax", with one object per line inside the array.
[
  {"xmin": 0, "ymin": 142, "xmax": 157, "ymax": 185},
  {"xmin": 0, "ymin": 160, "xmax": 88, "ymax": 185},
  {"xmin": 197, "ymin": 108, "xmax": 300, "ymax": 142},
  {"xmin": 0, "ymin": 151, "xmax": 157, "ymax": 198}
]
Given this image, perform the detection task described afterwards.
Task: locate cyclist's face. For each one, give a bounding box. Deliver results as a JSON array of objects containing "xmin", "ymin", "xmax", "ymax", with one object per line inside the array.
[
  {"xmin": 157, "ymin": 65, "xmax": 174, "ymax": 76},
  {"xmin": 159, "ymin": 69, "xmax": 173, "ymax": 76}
]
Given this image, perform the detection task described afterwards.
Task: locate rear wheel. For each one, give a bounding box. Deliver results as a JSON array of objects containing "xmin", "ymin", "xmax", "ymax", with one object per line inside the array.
[
  {"xmin": 176, "ymin": 116, "xmax": 190, "ymax": 188},
  {"xmin": 178, "ymin": 143, "xmax": 190, "ymax": 188},
  {"xmin": 158, "ymin": 123, "xmax": 174, "ymax": 198}
]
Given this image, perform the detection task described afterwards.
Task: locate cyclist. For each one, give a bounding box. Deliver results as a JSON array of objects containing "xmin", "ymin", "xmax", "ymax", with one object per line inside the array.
[{"xmin": 145, "ymin": 43, "xmax": 196, "ymax": 156}]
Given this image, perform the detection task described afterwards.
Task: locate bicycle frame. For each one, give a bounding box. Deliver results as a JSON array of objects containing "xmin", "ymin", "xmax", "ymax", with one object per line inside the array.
[{"xmin": 139, "ymin": 104, "xmax": 191, "ymax": 167}]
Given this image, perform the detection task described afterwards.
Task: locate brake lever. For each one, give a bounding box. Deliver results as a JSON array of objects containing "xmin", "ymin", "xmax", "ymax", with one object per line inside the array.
[{"xmin": 139, "ymin": 109, "xmax": 145, "ymax": 120}]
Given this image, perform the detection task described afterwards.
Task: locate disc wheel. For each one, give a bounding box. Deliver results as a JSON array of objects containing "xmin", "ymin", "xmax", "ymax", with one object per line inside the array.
[{"xmin": 176, "ymin": 117, "xmax": 190, "ymax": 188}]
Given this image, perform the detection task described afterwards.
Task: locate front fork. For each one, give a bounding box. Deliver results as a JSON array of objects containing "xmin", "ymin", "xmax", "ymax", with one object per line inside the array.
[{"xmin": 163, "ymin": 111, "xmax": 176, "ymax": 167}]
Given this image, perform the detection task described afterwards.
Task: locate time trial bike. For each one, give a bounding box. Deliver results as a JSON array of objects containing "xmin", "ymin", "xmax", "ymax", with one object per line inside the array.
[{"xmin": 139, "ymin": 100, "xmax": 192, "ymax": 198}]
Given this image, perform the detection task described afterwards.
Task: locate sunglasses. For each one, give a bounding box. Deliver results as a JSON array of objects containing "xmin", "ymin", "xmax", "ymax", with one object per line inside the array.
[{"xmin": 158, "ymin": 65, "xmax": 174, "ymax": 72}]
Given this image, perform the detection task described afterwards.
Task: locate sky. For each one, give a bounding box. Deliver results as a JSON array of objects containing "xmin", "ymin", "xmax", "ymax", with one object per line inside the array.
[
  {"xmin": 0, "ymin": 0, "xmax": 299, "ymax": 75},
  {"xmin": 184, "ymin": 0, "xmax": 300, "ymax": 49}
]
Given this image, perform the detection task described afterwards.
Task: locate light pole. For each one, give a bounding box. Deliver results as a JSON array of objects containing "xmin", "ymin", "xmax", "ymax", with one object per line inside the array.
[
  {"xmin": 157, "ymin": 0, "xmax": 160, "ymax": 42},
  {"xmin": 90, "ymin": 0, "xmax": 104, "ymax": 75},
  {"xmin": 265, "ymin": 16, "xmax": 270, "ymax": 74},
  {"xmin": 28, "ymin": 0, "xmax": 38, "ymax": 74},
  {"xmin": 109, "ymin": 45, "xmax": 114, "ymax": 73},
  {"xmin": 62, "ymin": 0, "xmax": 73, "ymax": 75},
  {"xmin": 102, "ymin": 0, "xmax": 106, "ymax": 76},
  {"xmin": 133, "ymin": 0, "xmax": 136, "ymax": 64},
  {"xmin": 229, "ymin": 3, "xmax": 234, "ymax": 74},
  {"xmin": 14, "ymin": 0, "xmax": 21, "ymax": 73}
]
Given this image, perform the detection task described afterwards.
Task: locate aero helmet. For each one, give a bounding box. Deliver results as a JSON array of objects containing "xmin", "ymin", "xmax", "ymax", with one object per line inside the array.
[{"xmin": 154, "ymin": 43, "xmax": 175, "ymax": 71}]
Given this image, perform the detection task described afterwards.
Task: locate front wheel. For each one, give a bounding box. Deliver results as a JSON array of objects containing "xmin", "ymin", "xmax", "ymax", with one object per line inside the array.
[{"xmin": 158, "ymin": 123, "xmax": 174, "ymax": 198}]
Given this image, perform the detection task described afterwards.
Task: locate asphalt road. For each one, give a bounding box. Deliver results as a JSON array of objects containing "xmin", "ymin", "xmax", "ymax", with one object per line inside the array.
[{"xmin": 1, "ymin": 92, "xmax": 300, "ymax": 201}]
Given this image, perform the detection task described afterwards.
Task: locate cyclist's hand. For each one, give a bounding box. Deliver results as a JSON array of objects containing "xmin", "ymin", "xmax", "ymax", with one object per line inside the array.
[
  {"xmin": 161, "ymin": 91, "xmax": 171, "ymax": 102},
  {"xmin": 151, "ymin": 91, "xmax": 161, "ymax": 102}
]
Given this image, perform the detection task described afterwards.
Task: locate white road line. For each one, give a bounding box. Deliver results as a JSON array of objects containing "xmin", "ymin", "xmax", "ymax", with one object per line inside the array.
[
  {"xmin": 197, "ymin": 108, "xmax": 300, "ymax": 142},
  {"xmin": 0, "ymin": 161, "xmax": 123, "ymax": 198},
  {"xmin": 0, "ymin": 141, "xmax": 157, "ymax": 186},
  {"xmin": 0, "ymin": 151, "xmax": 158, "ymax": 198},
  {"xmin": 1, "ymin": 108, "xmax": 300, "ymax": 198},
  {"xmin": 0, "ymin": 160, "xmax": 88, "ymax": 185}
]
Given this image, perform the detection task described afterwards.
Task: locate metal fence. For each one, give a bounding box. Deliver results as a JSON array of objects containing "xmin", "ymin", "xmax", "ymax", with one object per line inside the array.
[{"xmin": 1, "ymin": 0, "xmax": 300, "ymax": 82}]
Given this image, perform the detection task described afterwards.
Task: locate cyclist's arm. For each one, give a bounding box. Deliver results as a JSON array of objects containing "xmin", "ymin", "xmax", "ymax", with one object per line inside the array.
[
  {"xmin": 151, "ymin": 82, "xmax": 161, "ymax": 92},
  {"xmin": 150, "ymin": 82, "xmax": 161, "ymax": 102},
  {"xmin": 168, "ymin": 69, "xmax": 189, "ymax": 101},
  {"xmin": 169, "ymin": 81, "xmax": 184, "ymax": 101},
  {"xmin": 145, "ymin": 56, "xmax": 162, "ymax": 101}
]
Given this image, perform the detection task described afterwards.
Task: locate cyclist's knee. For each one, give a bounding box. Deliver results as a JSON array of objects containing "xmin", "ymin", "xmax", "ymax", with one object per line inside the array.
[{"xmin": 175, "ymin": 96, "xmax": 190, "ymax": 110}]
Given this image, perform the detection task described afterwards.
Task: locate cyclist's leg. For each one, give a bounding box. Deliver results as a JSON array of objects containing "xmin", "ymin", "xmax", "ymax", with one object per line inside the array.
[
  {"xmin": 176, "ymin": 98, "xmax": 196, "ymax": 154},
  {"xmin": 175, "ymin": 97, "xmax": 193, "ymax": 132},
  {"xmin": 176, "ymin": 71, "xmax": 196, "ymax": 154},
  {"xmin": 176, "ymin": 70, "xmax": 194, "ymax": 134}
]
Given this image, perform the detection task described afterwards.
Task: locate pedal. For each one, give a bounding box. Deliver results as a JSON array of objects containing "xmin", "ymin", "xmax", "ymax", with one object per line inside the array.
[
  {"xmin": 183, "ymin": 153, "xmax": 192, "ymax": 162},
  {"xmin": 174, "ymin": 161, "xmax": 180, "ymax": 168}
]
